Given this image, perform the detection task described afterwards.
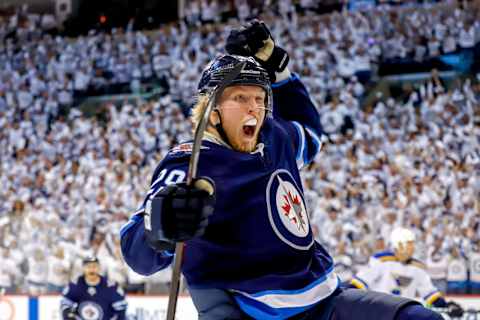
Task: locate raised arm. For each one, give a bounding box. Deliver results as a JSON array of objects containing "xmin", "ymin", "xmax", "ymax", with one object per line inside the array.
[
  {"xmin": 226, "ymin": 20, "xmax": 326, "ymax": 169},
  {"xmin": 271, "ymin": 74, "xmax": 325, "ymax": 168}
]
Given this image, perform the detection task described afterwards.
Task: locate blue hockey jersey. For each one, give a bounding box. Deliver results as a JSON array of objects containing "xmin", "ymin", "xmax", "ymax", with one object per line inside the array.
[
  {"xmin": 120, "ymin": 74, "xmax": 338, "ymax": 319},
  {"xmin": 61, "ymin": 275, "xmax": 127, "ymax": 320}
]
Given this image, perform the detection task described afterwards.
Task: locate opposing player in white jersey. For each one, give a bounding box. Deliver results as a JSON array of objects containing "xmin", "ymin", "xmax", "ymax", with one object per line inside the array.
[{"xmin": 351, "ymin": 228, "xmax": 447, "ymax": 307}]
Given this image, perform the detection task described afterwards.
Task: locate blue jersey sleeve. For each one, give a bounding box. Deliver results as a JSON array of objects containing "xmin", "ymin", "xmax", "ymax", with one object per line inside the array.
[
  {"xmin": 60, "ymin": 282, "xmax": 78, "ymax": 317},
  {"xmin": 111, "ymin": 283, "xmax": 128, "ymax": 320},
  {"xmin": 120, "ymin": 153, "xmax": 189, "ymax": 275},
  {"xmin": 271, "ymin": 73, "xmax": 325, "ymax": 169}
]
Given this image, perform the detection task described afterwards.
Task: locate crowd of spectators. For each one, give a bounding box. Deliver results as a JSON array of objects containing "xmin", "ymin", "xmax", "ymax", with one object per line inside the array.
[{"xmin": 0, "ymin": 1, "xmax": 479, "ymax": 296}]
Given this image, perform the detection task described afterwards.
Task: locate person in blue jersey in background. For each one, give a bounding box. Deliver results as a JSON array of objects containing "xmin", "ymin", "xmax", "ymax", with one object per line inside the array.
[
  {"xmin": 60, "ymin": 257, "xmax": 127, "ymax": 320},
  {"xmin": 120, "ymin": 20, "xmax": 444, "ymax": 320}
]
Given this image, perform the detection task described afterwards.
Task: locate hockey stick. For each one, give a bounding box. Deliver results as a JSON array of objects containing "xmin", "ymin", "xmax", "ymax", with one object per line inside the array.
[{"xmin": 166, "ymin": 61, "xmax": 246, "ymax": 320}]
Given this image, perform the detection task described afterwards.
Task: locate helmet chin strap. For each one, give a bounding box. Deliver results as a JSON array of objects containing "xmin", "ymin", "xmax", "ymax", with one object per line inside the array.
[{"xmin": 212, "ymin": 109, "xmax": 233, "ymax": 148}]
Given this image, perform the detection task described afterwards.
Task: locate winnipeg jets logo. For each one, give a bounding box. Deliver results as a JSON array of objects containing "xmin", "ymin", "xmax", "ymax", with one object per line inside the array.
[
  {"xmin": 277, "ymin": 176, "xmax": 307, "ymax": 234},
  {"xmin": 79, "ymin": 301, "xmax": 103, "ymax": 320},
  {"xmin": 266, "ymin": 169, "xmax": 313, "ymax": 250}
]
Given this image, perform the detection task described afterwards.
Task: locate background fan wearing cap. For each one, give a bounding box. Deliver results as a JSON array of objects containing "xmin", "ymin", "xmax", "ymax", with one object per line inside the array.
[
  {"xmin": 120, "ymin": 20, "xmax": 444, "ymax": 320},
  {"xmin": 60, "ymin": 257, "xmax": 127, "ymax": 320},
  {"xmin": 351, "ymin": 227, "xmax": 463, "ymax": 318}
]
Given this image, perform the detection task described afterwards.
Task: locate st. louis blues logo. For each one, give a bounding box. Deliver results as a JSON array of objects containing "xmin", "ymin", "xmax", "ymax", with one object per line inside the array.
[
  {"xmin": 266, "ymin": 169, "xmax": 313, "ymax": 250},
  {"xmin": 392, "ymin": 273, "xmax": 413, "ymax": 287},
  {"xmin": 78, "ymin": 301, "xmax": 103, "ymax": 320}
]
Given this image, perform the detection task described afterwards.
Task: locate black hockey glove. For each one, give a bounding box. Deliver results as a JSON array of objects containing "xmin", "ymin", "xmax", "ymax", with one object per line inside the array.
[
  {"xmin": 226, "ymin": 19, "xmax": 289, "ymax": 82},
  {"xmin": 62, "ymin": 306, "xmax": 78, "ymax": 320},
  {"xmin": 144, "ymin": 178, "xmax": 215, "ymax": 251},
  {"xmin": 446, "ymin": 300, "xmax": 464, "ymax": 318}
]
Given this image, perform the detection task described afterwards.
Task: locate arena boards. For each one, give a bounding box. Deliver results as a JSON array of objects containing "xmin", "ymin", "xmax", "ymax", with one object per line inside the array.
[{"xmin": 1, "ymin": 295, "xmax": 480, "ymax": 320}]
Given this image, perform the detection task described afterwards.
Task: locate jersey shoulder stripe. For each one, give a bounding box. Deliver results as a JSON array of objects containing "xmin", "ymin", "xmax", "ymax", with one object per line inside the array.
[
  {"xmin": 290, "ymin": 121, "xmax": 324, "ymax": 170},
  {"xmin": 372, "ymin": 251, "xmax": 396, "ymax": 262},
  {"xmin": 424, "ymin": 290, "xmax": 442, "ymax": 305},
  {"xmin": 112, "ymin": 300, "xmax": 128, "ymax": 311},
  {"xmin": 351, "ymin": 277, "xmax": 368, "ymax": 289},
  {"xmin": 291, "ymin": 121, "xmax": 306, "ymax": 169}
]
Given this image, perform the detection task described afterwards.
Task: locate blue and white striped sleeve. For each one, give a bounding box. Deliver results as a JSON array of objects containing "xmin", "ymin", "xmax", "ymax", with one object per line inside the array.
[
  {"xmin": 111, "ymin": 284, "xmax": 128, "ymax": 319},
  {"xmin": 60, "ymin": 283, "xmax": 78, "ymax": 316},
  {"xmin": 272, "ymin": 73, "xmax": 326, "ymax": 169},
  {"xmin": 290, "ymin": 121, "xmax": 325, "ymax": 169}
]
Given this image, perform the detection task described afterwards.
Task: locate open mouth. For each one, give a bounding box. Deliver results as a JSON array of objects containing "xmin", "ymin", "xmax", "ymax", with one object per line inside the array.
[
  {"xmin": 242, "ymin": 118, "xmax": 257, "ymax": 137},
  {"xmin": 243, "ymin": 125, "xmax": 255, "ymax": 136}
]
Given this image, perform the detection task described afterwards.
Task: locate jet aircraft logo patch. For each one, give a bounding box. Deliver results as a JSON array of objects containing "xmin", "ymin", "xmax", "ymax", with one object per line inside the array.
[{"xmin": 266, "ymin": 169, "xmax": 313, "ymax": 250}]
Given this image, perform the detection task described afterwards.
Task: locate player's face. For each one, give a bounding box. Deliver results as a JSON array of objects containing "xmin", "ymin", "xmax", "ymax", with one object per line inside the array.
[
  {"xmin": 83, "ymin": 262, "xmax": 100, "ymax": 277},
  {"xmin": 395, "ymin": 241, "xmax": 415, "ymax": 262},
  {"xmin": 214, "ymin": 85, "xmax": 266, "ymax": 153}
]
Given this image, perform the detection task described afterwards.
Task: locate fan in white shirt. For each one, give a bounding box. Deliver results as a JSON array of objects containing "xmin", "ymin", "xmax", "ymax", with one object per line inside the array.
[
  {"xmin": 47, "ymin": 246, "xmax": 72, "ymax": 293},
  {"xmin": 0, "ymin": 248, "xmax": 21, "ymax": 294},
  {"xmin": 26, "ymin": 247, "xmax": 49, "ymax": 295}
]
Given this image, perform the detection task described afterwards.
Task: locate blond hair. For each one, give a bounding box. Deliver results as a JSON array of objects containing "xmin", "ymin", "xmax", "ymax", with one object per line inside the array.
[{"xmin": 190, "ymin": 94, "xmax": 210, "ymax": 133}]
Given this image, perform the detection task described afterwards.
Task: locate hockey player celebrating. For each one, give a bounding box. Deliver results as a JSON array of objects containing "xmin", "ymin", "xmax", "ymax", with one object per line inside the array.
[
  {"xmin": 60, "ymin": 257, "xmax": 127, "ymax": 320},
  {"xmin": 120, "ymin": 20, "xmax": 443, "ymax": 320}
]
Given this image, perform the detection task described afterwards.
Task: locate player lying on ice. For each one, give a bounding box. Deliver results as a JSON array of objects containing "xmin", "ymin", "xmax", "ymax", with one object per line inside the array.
[{"xmin": 120, "ymin": 20, "xmax": 444, "ymax": 320}]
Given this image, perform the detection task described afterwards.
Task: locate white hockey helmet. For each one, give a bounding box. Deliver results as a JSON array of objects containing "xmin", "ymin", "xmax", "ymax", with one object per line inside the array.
[{"xmin": 390, "ymin": 227, "xmax": 416, "ymax": 250}]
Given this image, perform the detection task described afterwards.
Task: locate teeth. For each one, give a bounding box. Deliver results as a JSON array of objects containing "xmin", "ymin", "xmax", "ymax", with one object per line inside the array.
[{"xmin": 245, "ymin": 118, "xmax": 257, "ymax": 126}]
